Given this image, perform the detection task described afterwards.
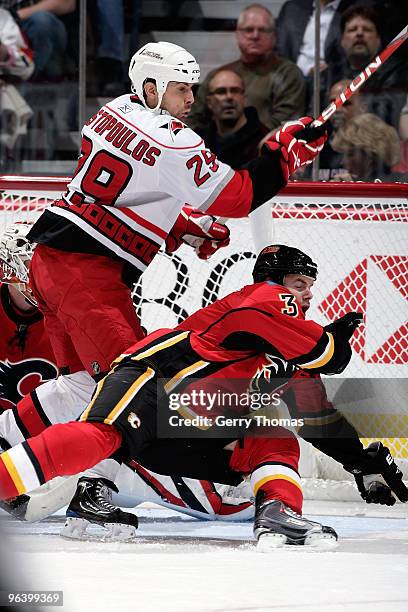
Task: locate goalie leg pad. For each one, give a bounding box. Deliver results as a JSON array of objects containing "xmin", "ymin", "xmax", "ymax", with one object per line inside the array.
[
  {"xmin": 0, "ymin": 407, "xmax": 26, "ymax": 447},
  {"xmin": 0, "ymin": 371, "xmax": 96, "ymax": 447}
]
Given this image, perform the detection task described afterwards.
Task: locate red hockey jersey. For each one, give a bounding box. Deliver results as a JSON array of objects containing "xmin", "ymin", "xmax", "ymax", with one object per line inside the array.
[
  {"xmin": 116, "ymin": 281, "xmax": 347, "ymax": 418},
  {"xmin": 0, "ymin": 284, "xmax": 58, "ymax": 410}
]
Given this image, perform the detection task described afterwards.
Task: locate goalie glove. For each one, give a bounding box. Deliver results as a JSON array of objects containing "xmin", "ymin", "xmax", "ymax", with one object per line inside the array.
[
  {"xmin": 345, "ymin": 442, "xmax": 408, "ymax": 505},
  {"xmin": 165, "ymin": 205, "xmax": 230, "ymax": 260},
  {"xmin": 263, "ymin": 117, "xmax": 329, "ymax": 181}
]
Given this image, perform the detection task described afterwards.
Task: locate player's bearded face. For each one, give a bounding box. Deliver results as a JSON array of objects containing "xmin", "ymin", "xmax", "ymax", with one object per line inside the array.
[
  {"xmin": 283, "ymin": 274, "xmax": 315, "ymax": 313},
  {"xmin": 161, "ymin": 82, "xmax": 195, "ymax": 120}
]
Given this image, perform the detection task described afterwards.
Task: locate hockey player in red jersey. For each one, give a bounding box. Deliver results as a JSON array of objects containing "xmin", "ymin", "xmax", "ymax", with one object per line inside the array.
[
  {"xmin": 2, "ymin": 40, "xmax": 327, "ymax": 531},
  {"xmin": 2, "ymin": 40, "xmax": 327, "ymax": 528},
  {"xmin": 0, "ymin": 223, "xmax": 252, "ymax": 524},
  {"xmin": 0, "ymin": 222, "xmax": 94, "ymax": 450},
  {"xmin": 25, "ymin": 40, "xmax": 328, "ymax": 384},
  {"xmin": 2, "ymin": 245, "xmax": 406, "ymax": 547},
  {"xmin": 0, "ymin": 223, "xmax": 57, "ymax": 412}
]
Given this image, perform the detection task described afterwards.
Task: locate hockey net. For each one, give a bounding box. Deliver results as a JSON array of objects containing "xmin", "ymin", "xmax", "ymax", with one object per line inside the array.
[{"xmin": 0, "ymin": 176, "xmax": 407, "ymax": 500}]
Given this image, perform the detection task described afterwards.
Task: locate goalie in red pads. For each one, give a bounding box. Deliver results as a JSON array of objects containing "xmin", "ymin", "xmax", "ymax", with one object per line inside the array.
[{"xmin": 0, "ymin": 223, "xmax": 57, "ymax": 413}]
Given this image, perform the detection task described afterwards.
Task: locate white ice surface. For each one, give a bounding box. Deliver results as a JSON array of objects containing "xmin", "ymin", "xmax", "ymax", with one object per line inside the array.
[{"xmin": 1, "ymin": 500, "xmax": 408, "ymax": 612}]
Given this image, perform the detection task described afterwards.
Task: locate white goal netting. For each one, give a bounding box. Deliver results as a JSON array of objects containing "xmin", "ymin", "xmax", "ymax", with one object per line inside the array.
[{"xmin": 1, "ymin": 176, "xmax": 407, "ymax": 499}]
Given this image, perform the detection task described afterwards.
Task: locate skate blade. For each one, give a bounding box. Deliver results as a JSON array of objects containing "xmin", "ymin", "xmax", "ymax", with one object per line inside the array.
[
  {"xmin": 256, "ymin": 532, "xmax": 338, "ymax": 552},
  {"xmin": 304, "ymin": 532, "xmax": 338, "ymax": 550},
  {"xmin": 61, "ymin": 517, "xmax": 137, "ymax": 542},
  {"xmin": 257, "ymin": 533, "xmax": 287, "ymax": 551}
]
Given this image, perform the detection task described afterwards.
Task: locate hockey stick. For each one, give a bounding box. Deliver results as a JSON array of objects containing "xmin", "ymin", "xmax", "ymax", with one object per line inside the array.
[
  {"xmin": 218, "ymin": 26, "xmax": 408, "ymax": 225},
  {"xmin": 313, "ymin": 24, "xmax": 408, "ymax": 126}
]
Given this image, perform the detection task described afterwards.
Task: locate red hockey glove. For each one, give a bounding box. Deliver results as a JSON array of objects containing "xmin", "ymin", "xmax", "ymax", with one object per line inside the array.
[
  {"xmin": 263, "ymin": 117, "xmax": 329, "ymax": 181},
  {"xmin": 165, "ymin": 205, "xmax": 230, "ymax": 260}
]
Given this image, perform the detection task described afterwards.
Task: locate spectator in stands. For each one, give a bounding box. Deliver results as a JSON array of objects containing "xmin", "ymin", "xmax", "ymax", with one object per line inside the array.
[
  {"xmin": 331, "ymin": 113, "xmax": 403, "ymax": 182},
  {"xmin": 318, "ymin": 78, "xmax": 367, "ymax": 177},
  {"xmin": 398, "ymin": 97, "xmax": 408, "ymax": 141},
  {"xmin": 327, "ymin": 5, "xmax": 408, "ymax": 128},
  {"xmin": 0, "ymin": 0, "xmax": 76, "ymax": 80},
  {"xmin": 0, "ymin": 7, "xmax": 34, "ymax": 168},
  {"xmin": 196, "ymin": 69, "xmax": 269, "ymax": 169},
  {"xmin": 187, "ymin": 3, "xmax": 306, "ymax": 133},
  {"xmin": 89, "ymin": 1, "xmax": 142, "ymax": 98},
  {"xmin": 392, "ymin": 96, "xmax": 408, "ymax": 175},
  {"xmin": 276, "ymin": 0, "xmax": 373, "ymax": 78}
]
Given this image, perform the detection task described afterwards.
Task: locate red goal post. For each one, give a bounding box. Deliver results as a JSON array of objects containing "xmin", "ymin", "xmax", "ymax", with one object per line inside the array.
[{"xmin": 0, "ymin": 176, "xmax": 407, "ymax": 498}]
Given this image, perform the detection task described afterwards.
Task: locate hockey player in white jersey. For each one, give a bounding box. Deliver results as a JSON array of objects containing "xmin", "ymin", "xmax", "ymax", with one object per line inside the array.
[
  {"xmin": 12, "ymin": 40, "xmax": 328, "ymax": 454},
  {"xmin": 1, "ymin": 41, "xmax": 328, "ymax": 532},
  {"xmin": 26, "ymin": 40, "xmax": 328, "ymax": 383}
]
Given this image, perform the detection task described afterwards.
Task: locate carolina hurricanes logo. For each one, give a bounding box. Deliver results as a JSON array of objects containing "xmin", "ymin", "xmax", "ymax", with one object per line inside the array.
[
  {"xmin": 0, "ymin": 359, "xmax": 58, "ymax": 409},
  {"xmin": 159, "ymin": 120, "xmax": 186, "ymax": 141},
  {"xmin": 249, "ymin": 355, "xmax": 296, "ymax": 395},
  {"xmin": 170, "ymin": 120, "xmax": 185, "ymax": 135}
]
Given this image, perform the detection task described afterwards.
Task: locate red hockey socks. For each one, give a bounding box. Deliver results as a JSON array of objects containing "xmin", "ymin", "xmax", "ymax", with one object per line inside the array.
[
  {"xmin": 229, "ymin": 435, "xmax": 302, "ymax": 514},
  {"xmin": 0, "ymin": 422, "xmax": 122, "ymax": 499}
]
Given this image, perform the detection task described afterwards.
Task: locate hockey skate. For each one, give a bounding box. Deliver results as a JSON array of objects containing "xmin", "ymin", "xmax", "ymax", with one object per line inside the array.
[
  {"xmin": 62, "ymin": 477, "xmax": 139, "ymax": 541},
  {"xmin": 254, "ymin": 498, "xmax": 338, "ymax": 551}
]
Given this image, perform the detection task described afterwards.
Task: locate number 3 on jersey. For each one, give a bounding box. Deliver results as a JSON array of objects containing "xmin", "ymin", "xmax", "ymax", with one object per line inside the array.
[
  {"xmin": 279, "ymin": 293, "xmax": 299, "ymax": 317},
  {"xmin": 186, "ymin": 149, "xmax": 219, "ymax": 186}
]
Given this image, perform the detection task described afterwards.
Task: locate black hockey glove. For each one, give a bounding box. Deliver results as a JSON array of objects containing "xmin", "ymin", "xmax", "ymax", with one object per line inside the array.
[
  {"xmin": 344, "ymin": 442, "xmax": 408, "ymax": 505},
  {"xmin": 325, "ymin": 312, "xmax": 363, "ymax": 341},
  {"xmin": 294, "ymin": 120, "xmax": 333, "ymax": 143}
]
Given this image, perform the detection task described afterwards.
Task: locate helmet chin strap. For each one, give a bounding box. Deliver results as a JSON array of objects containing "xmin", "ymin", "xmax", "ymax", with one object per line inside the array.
[{"xmin": 137, "ymin": 82, "xmax": 167, "ymax": 114}]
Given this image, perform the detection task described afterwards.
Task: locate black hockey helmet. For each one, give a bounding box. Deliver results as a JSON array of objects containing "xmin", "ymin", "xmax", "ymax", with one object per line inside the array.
[{"xmin": 252, "ymin": 245, "xmax": 318, "ymax": 284}]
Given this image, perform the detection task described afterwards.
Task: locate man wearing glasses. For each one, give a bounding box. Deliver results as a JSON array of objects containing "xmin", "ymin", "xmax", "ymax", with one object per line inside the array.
[
  {"xmin": 187, "ymin": 3, "xmax": 306, "ymax": 133},
  {"xmin": 196, "ymin": 69, "xmax": 269, "ymax": 168}
]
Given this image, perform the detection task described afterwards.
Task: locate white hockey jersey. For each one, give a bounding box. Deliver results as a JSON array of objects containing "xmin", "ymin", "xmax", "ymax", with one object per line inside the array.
[{"xmin": 29, "ymin": 94, "xmax": 281, "ymax": 280}]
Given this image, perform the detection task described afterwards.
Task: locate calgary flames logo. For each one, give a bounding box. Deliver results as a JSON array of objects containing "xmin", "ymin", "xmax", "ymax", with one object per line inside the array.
[
  {"xmin": 0, "ymin": 359, "xmax": 58, "ymax": 410},
  {"xmin": 249, "ymin": 355, "xmax": 296, "ymax": 395}
]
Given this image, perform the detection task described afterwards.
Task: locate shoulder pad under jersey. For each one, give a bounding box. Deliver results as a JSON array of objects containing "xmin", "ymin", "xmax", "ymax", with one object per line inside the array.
[
  {"xmin": 154, "ymin": 116, "xmax": 204, "ymax": 149},
  {"xmin": 106, "ymin": 96, "xmax": 204, "ymax": 150}
]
